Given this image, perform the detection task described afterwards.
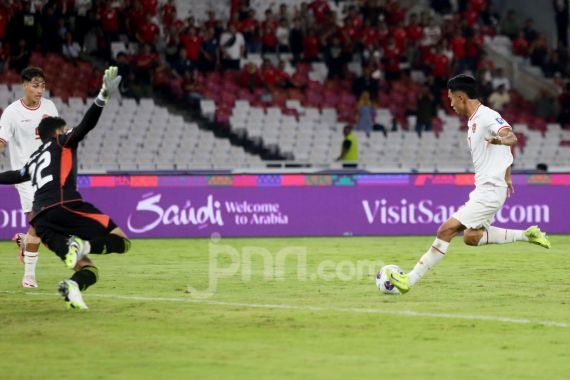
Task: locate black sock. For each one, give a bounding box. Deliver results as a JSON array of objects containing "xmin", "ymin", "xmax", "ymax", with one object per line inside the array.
[
  {"xmin": 71, "ymin": 266, "xmax": 98, "ymax": 291},
  {"xmin": 89, "ymin": 234, "xmax": 131, "ymax": 254},
  {"xmin": 37, "ymin": 229, "xmax": 70, "ymax": 261}
]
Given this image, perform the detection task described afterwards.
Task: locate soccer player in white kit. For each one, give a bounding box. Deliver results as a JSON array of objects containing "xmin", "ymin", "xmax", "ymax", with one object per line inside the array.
[
  {"xmin": 0, "ymin": 67, "xmax": 59, "ymax": 288},
  {"xmin": 386, "ymin": 74, "xmax": 551, "ymax": 293}
]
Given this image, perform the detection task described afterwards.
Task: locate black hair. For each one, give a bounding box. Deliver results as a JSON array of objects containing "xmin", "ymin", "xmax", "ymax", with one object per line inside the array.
[
  {"xmin": 447, "ymin": 74, "xmax": 478, "ymax": 99},
  {"xmin": 21, "ymin": 67, "xmax": 46, "ymax": 82},
  {"xmin": 38, "ymin": 117, "xmax": 66, "ymax": 143}
]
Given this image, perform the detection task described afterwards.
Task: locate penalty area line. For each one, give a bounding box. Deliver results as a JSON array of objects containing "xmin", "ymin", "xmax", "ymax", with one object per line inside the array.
[{"xmin": 1, "ymin": 290, "xmax": 569, "ymax": 328}]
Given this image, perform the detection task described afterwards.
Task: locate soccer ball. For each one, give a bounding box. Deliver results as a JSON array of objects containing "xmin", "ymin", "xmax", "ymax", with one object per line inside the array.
[{"xmin": 376, "ymin": 264, "xmax": 404, "ymax": 295}]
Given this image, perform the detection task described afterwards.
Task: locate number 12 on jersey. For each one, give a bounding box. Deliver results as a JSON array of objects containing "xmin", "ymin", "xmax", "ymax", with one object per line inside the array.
[{"xmin": 28, "ymin": 147, "xmax": 54, "ymax": 190}]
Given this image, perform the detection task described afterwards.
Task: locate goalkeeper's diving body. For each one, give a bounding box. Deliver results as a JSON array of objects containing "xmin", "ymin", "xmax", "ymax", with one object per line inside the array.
[{"xmin": 0, "ymin": 67, "xmax": 131, "ymax": 309}]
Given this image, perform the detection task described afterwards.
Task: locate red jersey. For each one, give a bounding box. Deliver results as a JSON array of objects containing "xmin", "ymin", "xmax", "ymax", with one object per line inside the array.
[
  {"xmin": 303, "ymin": 35, "xmax": 320, "ymax": 59},
  {"xmin": 261, "ymin": 30, "xmax": 277, "ymax": 47},
  {"xmin": 100, "ymin": 6, "xmax": 119, "ymax": 33},
  {"xmin": 308, "ymin": 0, "xmax": 330, "ymax": 23},
  {"xmin": 161, "ymin": 3, "xmax": 176, "ymax": 26},
  {"xmin": 138, "ymin": 22, "xmax": 159, "ymax": 44},
  {"xmin": 141, "ymin": 0, "xmax": 158, "ymax": 16},
  {"xmin": 406, "ymin": 24, "xmax": 423, "ymax": 44},
  {"xmin": 181, "ymin": 34, "xmax": 202, "ymax": 60},
  {"xmin": 361, "ymin": 27, "xmax": 377, "ymax": 46},
  {"xmin": 430, "ymin": 54, "xmax": 450, "ymax": 77},
  {"xmin": 392, "ymin": 26, "xmax": 407, "ymax": 50},
  {"xmin": 261, "ymin": 67, "xmax": 278, "ymax": 86},
  {"xmin": 450, "ymin": 35, "xmax": 466, "ymax": 58},
  {"xmin": 512, "ymin": 37, "xmax": 529, "ymax": 56}
]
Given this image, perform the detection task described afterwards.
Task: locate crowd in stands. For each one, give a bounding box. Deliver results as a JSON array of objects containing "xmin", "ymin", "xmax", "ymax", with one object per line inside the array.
[{"xmin": 0, "ymin": 0, "xmax": 568, "ymax": 132}]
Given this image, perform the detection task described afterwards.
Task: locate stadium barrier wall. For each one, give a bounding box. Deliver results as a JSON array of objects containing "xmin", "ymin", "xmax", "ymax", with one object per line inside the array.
[{"xmin": 0, "ymin": 173, "xmax": 568, "ymax": 239}]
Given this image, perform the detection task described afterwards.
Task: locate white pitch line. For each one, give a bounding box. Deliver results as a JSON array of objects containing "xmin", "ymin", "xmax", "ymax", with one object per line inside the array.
[{"xmin": 1, "ymin": 290, "xmax": 569, "ymax": 328}]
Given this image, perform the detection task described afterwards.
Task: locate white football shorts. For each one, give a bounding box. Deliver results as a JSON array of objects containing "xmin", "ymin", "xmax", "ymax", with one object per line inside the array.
[
  {"xmin": 452, "ymin": 184, "xmax": 508, "ymax": 230},
  {"xmin": 15, "ymin": 182, "xmax": 34, "ymax": 213}
]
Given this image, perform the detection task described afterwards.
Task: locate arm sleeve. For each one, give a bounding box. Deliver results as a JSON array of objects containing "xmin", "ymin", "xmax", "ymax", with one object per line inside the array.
[
  {"xmin": 0, "ymin": 168, "xmax": 30, "ymax": 184},
  {"xmin": 489, "ymin": 113, "xmax": 512, "ymax": 135},
  {"xmin": 342, "ymin": 140, "xmax": 352, "ymax": 149},
  {"xmin": 59, "ymin": 101, "xmax": 104, "ymax": 148},
  {"xmin": 0, "ymin": 108, "xmax": 14, "ymax": 144}
]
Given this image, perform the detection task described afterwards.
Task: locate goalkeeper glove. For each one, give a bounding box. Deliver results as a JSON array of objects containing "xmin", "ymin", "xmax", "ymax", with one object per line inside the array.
[{"xmin": 96, "ymin": 66, "xmax": 122, "ymax": 105}]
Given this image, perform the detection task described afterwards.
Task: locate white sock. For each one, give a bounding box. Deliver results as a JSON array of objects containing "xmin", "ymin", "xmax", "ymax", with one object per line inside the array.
[
  {"xmin": 478, "ymin": 226, "xmax": 528, "ymax": 245},
  {"xmin": 24, "ymin": 251, "xmax": 39, "ymax": 278},
  {"xmin": 408, "ymin": 238, "xmax": 449, "ymax": 286}
]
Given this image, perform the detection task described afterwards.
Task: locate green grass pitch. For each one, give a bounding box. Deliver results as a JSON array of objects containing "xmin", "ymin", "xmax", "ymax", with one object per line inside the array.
[{"xmin": 1, "ymin": 235, "xmax": 569, "ymax": 380}]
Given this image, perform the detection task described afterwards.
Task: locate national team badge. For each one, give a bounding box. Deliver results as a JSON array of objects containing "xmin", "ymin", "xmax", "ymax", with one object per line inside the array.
[{"xmin": 472, "ymin": 123, "xmax": 477, "ymax": 133}]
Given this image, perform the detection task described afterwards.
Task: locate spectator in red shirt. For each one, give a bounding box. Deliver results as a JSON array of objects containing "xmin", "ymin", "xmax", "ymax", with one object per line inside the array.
[
  {"xmin": 385, "ymin": 0, "xmax": 406, "ymax": 25},
  {"xmin": 240, "ymin": 62, "xmax": 263, "ymax": 92},
  {"xmin": 260, "ymin": 58, "xmax": 279, "ymax": 87},
  {"xmin": 308, "ymin": 0, "xmax": 330, "ymax": 24},
  {"xmin": 341, "ymin": 15, "xmax": 360, "ymax": 44},
  {"xmin": 261, "ymin": 24, "xmax": 278, "ymax": 55},
  {"xmin": 275, "ymin": 60, "xmax": 291, "ymax": 88},
  {"xmin": 241, "ymin": 9, "xmax": 259, "ymax": 53},
  {"xmin": 464, "ymin": 27, "xmax": 483, "ymax": 71},
  {"xmin": 303, "ymin": 27, "xmax": 320, "ymax": 62},
  {"xmin": 406, "ymin": 14, "xmax": 423, "ymax": 46},
  {"xmin": 512, "ymin": 31, "xmax": 529, "ymax": 57},
  {"xmin": 261, "ymin": 9, "xmax": 279, "ymax": 34},
  {"xmin": 137, "ymin": 14, "xmax": 159, "ymax": 46},
  {"xmin": 129, "ymin": 2, "xmax": 146, "ymax": 36},
  {"xmin": 346, "ymin": 5, "xmax": 362, "ymax": 30},
  {"xmin": 361, "ymin": 19, "xmax": 377, "ymax": 47},
  {"xmin": 161, "ymin": 0, "xmax": 176, "ymax": 27},
  {"xmin": 462, "ymin": 3, "xmax": 480, "ymax": 28},
  {"xmin": 180, "ymin": 27, "xmax": 202, "ymax": 64},
  {"xmin": 204, "ymin": 10, "xmax": 218, "ymax": 30},
  {"xmin": 376, "ymin": 22, "xmax": 390, "ymax": 47},
  {"xmin": 141, "ymin": 0, "xmax": 158, "ymax": 17},
  {"xmin": 392, "ymin": 21, "xmax": 408, "ymax": 51},
  {"xmin": 429, "ymin": 46, "xmax": 451, "ymax": 79},
  {"xmin": 100, "ymin": 2, "xmax": 119, "ymax": 39},
  {"xmin": 133, "ymin": 43, "xmax": 159, "ymax": 97},
  {"xmin": 383, "ymin": 37, "xmax": 402, "ymax": 81}
]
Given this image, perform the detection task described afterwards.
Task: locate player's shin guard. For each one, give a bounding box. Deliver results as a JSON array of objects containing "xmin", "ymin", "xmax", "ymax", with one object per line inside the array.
[
  {"xmin": 89, "ymin": 234, "xmax": 131, "ymax": 254},
  {"xmin": 408, "ymin": 238, "xmax": 448, "ymax": 286},
  {"xmin": 478, "ymin": 226, "xmax": 528, "ymax": 245},
  {"xmin": 70, "ymin": 266, "xmax": 98, "ymax": 291}
]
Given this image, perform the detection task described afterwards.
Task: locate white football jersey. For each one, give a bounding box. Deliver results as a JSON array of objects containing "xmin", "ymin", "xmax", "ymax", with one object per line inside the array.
[
  {"xmin": 0, "ymin": 97, "xmax": 59, "ymax": 170},
  {"xmin": 466, "ymin": 104, "xmax": 513, "ymax": 187}
]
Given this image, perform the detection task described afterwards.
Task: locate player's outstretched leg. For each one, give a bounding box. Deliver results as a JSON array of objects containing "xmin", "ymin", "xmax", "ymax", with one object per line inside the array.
[
  {"xmin": 387, "ymin": 218, "xmax": 463, "ymax": 293},
  {"xmin": 387, "ymin": 238, "xmax": 449, "ymax": 293},
  {"xmin": 470, "ymin": 225, "xmax": 551, "ymax": 249}
]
